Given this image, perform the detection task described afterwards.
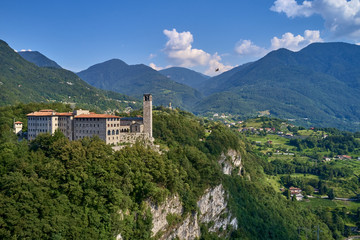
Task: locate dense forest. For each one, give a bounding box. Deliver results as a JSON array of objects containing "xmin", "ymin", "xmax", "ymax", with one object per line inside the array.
[{"xmin": 0, "ymin": 103, "xmax": 354, "ymax": 239}]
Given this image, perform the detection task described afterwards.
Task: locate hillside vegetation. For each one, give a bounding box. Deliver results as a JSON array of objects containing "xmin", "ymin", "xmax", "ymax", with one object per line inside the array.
[
  {"xmin": 159, "ymin": 67, "xmax": 209, "ymax": 90},
  {"xmin": 0, "ymin": 40, "xmax": 139, "ymax": 112},
  {"xmin": 0, "ymin": 103, "xmax": 346, "ymax": 239},
  {"xmin": 18, "ymin": 51, "xmax": 62, "ymax": 69}
]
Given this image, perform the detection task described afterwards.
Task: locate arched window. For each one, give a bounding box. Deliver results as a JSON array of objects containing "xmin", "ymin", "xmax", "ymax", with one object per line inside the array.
[
  {"xmin": 112, "ymin": 130, "xmax": 115, "ymax": 135},
  {"xmin": 116, "ymin": 130, "xmax": 119, "ymax": 135},
  {"xmin": 108, "ymin": 130, "xmax": 111, "ymax": 135}
]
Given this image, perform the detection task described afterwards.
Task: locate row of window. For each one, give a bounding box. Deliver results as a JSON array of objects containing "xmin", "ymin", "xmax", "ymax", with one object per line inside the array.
[
  {"xmin": 108, "ymin": 124, "xmax": 120, "ymax": 127},
  {"xmin": 28, "ymin": 129, "xmax": 50, "ymax": 133},
  {"xmin": 28, "ymin": 117, "xmax": 56, "ymax": 121},
  {"xmin": 28, "ymin": 122, "xmax": 51, "ymax": 126},
  {"xmin": 108, "ymin": 130, "xmax": 120, "ymax": 135},
  {"xmin": 76, "ymin": 118, "xmax": 119, "ymax": 122},
  {"xmin": 76, "ymin": 130, "xmax": 100, "ymax": 134},
  {"xmin": 75, "ymin": 123, "xmax": 101, "ymax": 127},
  {"xmin": 108, "ymin": 136, "xmax": 119, "ymax": 141}
]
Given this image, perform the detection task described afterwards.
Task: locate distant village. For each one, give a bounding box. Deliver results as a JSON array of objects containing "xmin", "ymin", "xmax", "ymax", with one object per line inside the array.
[{"xmin": 210, "ymin": 112, "xmax": 360, "ymax": 162}]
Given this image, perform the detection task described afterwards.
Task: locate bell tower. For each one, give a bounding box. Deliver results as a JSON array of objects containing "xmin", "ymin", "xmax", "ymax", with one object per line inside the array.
[{"xmin": 143, "ymin": 93, "xmax": 152, "ymax": 138}]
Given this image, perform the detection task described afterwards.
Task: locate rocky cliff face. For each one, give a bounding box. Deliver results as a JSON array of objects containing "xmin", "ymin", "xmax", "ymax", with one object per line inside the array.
[
  {"xmin": 197, "ymin": 184, "xmax": 237, "ymax": 234},
  {"xmin": 149, "ymin": 195, "xmax": 184, "ymax": 237},
  {"xmin": 117, "ymin": 149, "xmax": 243, "ymax": 240},
  {"xmin": 149, "ymin": 184, "xmax": 237, "ymax": 239},
  {"xmin": 218, "ymin": 149, "xmax": 243, "ymax": 176}
]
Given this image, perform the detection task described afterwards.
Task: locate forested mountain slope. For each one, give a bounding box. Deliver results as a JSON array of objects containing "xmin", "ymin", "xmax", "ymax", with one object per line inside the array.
[
  {"xmin": 194, "ymin": 43, "xmax": 360, "ymax": 131},
  {"xmin": 0, "ymin": 103, "xmax": 341, "ymax": 239},
  {"xmin": 18, "ymin": 51, "xmax": 62, "ymax": 69},
  {"xmin": 159, "ymin": 67, "xmax": 209, "ymax": 90},
  {"xmin": 0, "ymin": 40, "xmax": 139, "ymax": 111},
  {"xmin": 77, "ymin": 59, "xmax": 202, "ymax": 110}
]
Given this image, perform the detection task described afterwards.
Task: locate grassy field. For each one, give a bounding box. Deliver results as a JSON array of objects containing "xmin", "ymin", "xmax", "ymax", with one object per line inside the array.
[
  {"xmin": 333, "ymin": 159, "xmax": 360, "ymax": 176},
  {"xmin": 300, "ymin": 198, "xmax": 360, "ymax": 211},
  {"xmin": 298, "ymin": 130, "xmax": 327, "ymax": 137}
]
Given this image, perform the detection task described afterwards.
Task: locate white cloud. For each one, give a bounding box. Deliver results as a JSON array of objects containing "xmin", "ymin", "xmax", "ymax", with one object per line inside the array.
[
  {"xmin": 235, "ymin": 40, "xmax": 267, "ymax": 56},
  {"xmin": 20, "ymin": 49, "xmax": 32, "ymax": 52},
  {"xmin": 271, "ymin": 0, "xmax": 360, "ymax": 39},
  {"xmin": 270, "ymin": 30, "xmax": 323, "ymax": 51},
  {"xmin": 270, "ymin": 0, "xmax": 314, "ymax": 17},
  {"xmin": 149, "ymin": 63, "xmax": 164, "ymax": 71},
  {"xmin": 235, "ymin": 30, "xmax": 323, "ymax": 59},
  {"xmin": 162, "ymin": 28, "xmax": 234, "ymax": 75}
]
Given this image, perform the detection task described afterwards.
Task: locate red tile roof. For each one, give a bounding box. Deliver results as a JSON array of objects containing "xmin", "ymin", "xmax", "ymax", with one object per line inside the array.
[
  {"xmin": 74, "ymin": 114, "xmax": 120, "ymax": 119},
  {"xmin": 14, "ymin": 121, "xmax": 23, "ymax": 124},
  {"xmin": 56, "ymin": 113, "xmax": 73, "ymax": 116},
  {"xmin": 39, "ymin": 109, "xmax": 54, "ymax": 112},
  {"xmin": 27, "ymin": 112, "xmax": 55, "ymax": 116},
  {"xmin": 27, "ymin": 110, "xmax": 119, "ymax": 118}
]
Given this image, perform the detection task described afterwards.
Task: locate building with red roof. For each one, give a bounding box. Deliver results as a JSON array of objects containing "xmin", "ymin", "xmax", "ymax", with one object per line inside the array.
[{"xmin": 27, "ymin": 94, "xmax": 153, "ymax": 145}]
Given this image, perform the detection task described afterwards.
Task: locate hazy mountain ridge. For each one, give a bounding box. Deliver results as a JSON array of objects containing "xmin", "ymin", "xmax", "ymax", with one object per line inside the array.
[
  {"xmin": 194, "ymin": 42, "xmax": 360, "ymax": 131},
  {"xmin": 77, "ymin": 59, "xmax": 203, "ymax": 110},
  {"xmin": 18, "ymin": 51, "xmax": 62, "ymax": 69},
  {"xmin": 159, "ymin": 66, "xmax": 209, "ymax": 90}
]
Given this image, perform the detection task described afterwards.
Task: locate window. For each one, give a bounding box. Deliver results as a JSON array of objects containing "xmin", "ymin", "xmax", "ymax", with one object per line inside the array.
[
  {"xmin": 116, "ymin": 130, "xmax": 119, "ymax": 135},
  {"xmin": 108, "ymin": 130, "xmax": 111, "ymax": 135},
  {"xmin": 112, "ymin": 130, "xmax": 115, "ymax": 135}
]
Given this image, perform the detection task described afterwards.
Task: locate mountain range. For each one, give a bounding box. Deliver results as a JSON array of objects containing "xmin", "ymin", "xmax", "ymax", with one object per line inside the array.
[
  {"xmin": 0, "ymin": 40, "xmax": 139, "ymax": 111},
  {"xmin": 194, "ymin": 42, "xmax": 360, "ymax": 131},
  {"xmin": 2, "ymin": 38, "xmax": 360, "ymax": 131},
  {"xmin": 77, "ymin": 59, "xmax": 202, "ymax": 110}
]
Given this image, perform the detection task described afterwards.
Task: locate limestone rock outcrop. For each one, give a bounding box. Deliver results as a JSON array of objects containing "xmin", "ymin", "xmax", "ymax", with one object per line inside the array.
[
  {"xmin": 218, "ymin": 149, "xmax": 243, "ymax": 176},
  {"xmin": 197, "ymin": 184, "xmax": 238, "ymax": 234},
  {"xmin": 149, "ymin": 184, "xmax": 237, "ymax": 239}
]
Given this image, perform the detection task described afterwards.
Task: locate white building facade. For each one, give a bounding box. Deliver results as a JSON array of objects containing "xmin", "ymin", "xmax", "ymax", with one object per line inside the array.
[{"xmin": 27, "ymin": 94, "xmax": 153, "ymax": 144}]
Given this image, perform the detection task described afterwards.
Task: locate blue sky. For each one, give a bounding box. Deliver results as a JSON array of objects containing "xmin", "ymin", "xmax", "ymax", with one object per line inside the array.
[{"xmin": 1, "ymin": 0, "xmax": 360, "ymax": 76}]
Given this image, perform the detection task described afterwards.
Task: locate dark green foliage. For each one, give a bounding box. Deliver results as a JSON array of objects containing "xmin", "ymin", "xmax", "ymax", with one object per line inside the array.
[
  {"xmin": 223, "ymin": 175, "xmax": 334, "ymax": 240},
  {"xmin": 328, "ymin": 189, "xmax": 335, "ymax": 200},
  {"xmin": 0, "ymin": 134, "xmax": 176, "ymax": 239},
  {"xmin": 0, "ymin": 106, "xmax": 231, "ymax": 239},
  {"xmin": 290, "ymin": 133, "xmax": 360, "ymax": 155},
  {"xmin": 153, "ymin": 109, "xmax": 225, "ymax": 212},
  {"xmin": 0, "ymin": 40, "xmax": 140, "ymax": 111},
  {"xmin": 77, "ymin": 59, "xmax": 203, "ymax": 110},
  {"xmin": 0, "ymin": 102, "xmax": 72, "ymax": 133},
  {"xmin": 0, "ymin": 103, "xmax": 351, "ymax": 239},
  {"xmin": 264, "ymin": 158, "xmax": 353, "ymax": 180}
]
